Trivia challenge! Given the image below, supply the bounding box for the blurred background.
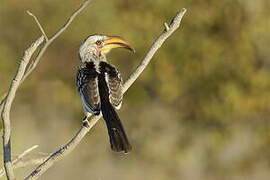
[1,0,270,179]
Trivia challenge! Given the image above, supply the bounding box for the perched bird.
[76,34,134,153]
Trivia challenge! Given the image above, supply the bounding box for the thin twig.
[123,8,187,92]
[0,145,39,177]
[27,11,49,41]
[1,36,44,180]
[24,8,187,180]
[0,0,93,111]
[12,145,39,165]
[22,0,92,82]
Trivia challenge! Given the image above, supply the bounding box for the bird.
[76,34,134,153]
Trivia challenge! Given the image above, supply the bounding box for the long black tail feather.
[98,72,132,153]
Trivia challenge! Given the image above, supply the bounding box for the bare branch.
[24,117,100,180]
[0,0,92,118]
[1,36,44,180]
[27,11,49,41]
[0,157,48,178]
[22,0,93,82]
[12,145,39,165]
[0,145,40,177]
[0,94,7,115]
[1,1,92,179]
[123,8,187,92]
[25,8,187,180]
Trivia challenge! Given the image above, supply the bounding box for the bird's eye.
[96,40,102,46]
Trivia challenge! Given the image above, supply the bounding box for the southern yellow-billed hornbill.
[76,34,134,153]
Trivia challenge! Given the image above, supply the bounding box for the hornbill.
[76,34,134,153]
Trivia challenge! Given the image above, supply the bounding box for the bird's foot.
[82,116,90,128]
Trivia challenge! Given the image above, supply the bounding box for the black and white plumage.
[76,62,100,115]
[76,34,134,153]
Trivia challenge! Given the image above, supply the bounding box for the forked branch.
[0,145,47,178]
[1,36,44,180]
[25,8,187,180]
[1,0,92,179]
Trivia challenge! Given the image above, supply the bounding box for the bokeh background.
[1,0,270,179]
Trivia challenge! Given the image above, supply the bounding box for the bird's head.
[79,34,134,63]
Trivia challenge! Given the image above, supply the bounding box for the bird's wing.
[106,70,123,109]
[100,62,123,109]
[76,63,100,114]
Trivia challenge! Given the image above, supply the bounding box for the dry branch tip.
[27,10,49,41]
